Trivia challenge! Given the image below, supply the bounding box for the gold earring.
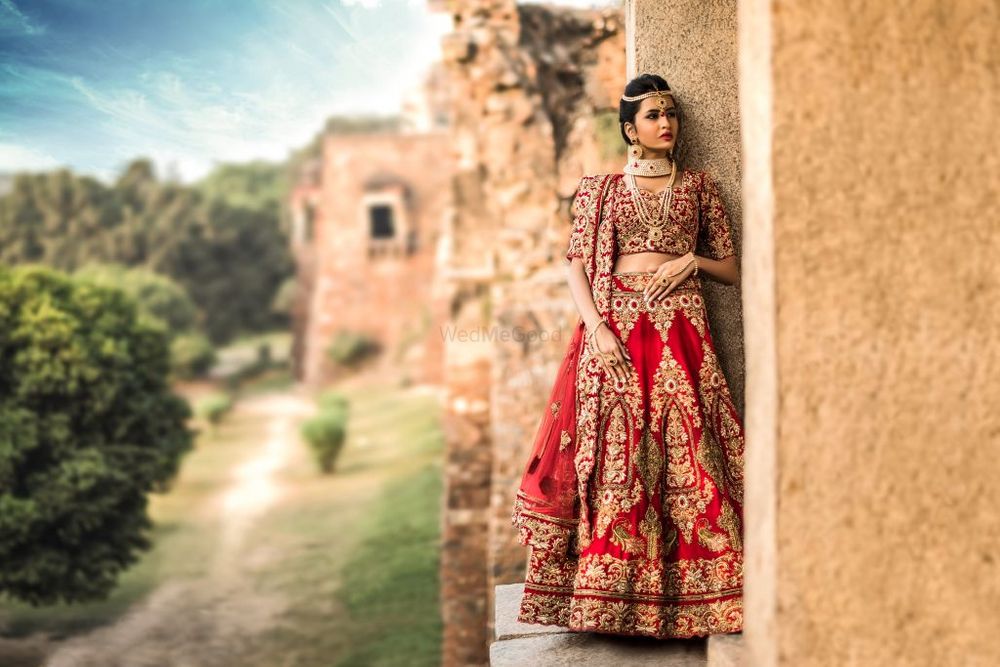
[629,137,643,161]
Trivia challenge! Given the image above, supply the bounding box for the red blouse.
[565,170,736,263]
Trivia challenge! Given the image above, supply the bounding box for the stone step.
[492,583,745,666]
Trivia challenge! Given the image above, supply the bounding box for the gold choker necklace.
[624,156,672,177]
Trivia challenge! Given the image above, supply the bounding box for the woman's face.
[625,94,678,158]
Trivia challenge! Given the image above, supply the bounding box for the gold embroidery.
[696,428,728,495]
[519,463,744,637]
[665,480,715,545]
[530,210,746,639]
[718,498,743,553]
[573,550,742,598]
[567,594,741,638]
[575,336,645,551]
[638,503,662,560]
[550,400,561,416]
[610,518,645,554]
[698,341,746,503]
[648,341,717,544]
[613,171,701,258]
[594,476,644,542]
[634,425,663,498]
[559,429,571,451]
[664,400,696,489]
[597,400,631,488]
[697,171,737,260]
[716,392,745,501]
[650,347,702,433]
[609,292,643,344]
[510,492,577,553]
[610,272,707,346]
[696,517,730,552]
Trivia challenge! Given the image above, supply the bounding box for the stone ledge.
[707,632,745,667]
[492,583,712,666]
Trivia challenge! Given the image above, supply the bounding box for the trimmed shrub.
[0,265,194,605]
[170,332,217,379]
[302,391,351,474]
[325,331,380,369]
[195,392,233,426]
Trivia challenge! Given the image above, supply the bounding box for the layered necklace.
[623,157,676,246]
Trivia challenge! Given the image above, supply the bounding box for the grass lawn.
[240,376,445,667]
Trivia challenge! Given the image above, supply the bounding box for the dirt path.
[41,391,315,667]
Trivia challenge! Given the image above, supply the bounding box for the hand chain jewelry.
[588,320,622,367]
[586,319,608,351]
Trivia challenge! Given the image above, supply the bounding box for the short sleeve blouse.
[564,171,736,263]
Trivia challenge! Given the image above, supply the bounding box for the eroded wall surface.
[748,0,999,664]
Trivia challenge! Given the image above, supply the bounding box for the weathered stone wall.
[738,0,1000,665]
[627,0,745,415]
[436,1,625,664]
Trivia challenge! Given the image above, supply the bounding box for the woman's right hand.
[589,321,632,383]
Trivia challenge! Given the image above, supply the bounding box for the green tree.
[0,266,195,606]
[74,263,200,337]
[195,160,286,216]
[0,159,295,345]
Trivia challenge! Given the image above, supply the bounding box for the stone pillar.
[738,1,1000,665]
[626,0,745,414]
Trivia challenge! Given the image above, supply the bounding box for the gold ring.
[608,357,618,365]
[658,278,668,286]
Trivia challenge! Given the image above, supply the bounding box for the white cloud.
[8,1,454,183]
[0,142,62,171]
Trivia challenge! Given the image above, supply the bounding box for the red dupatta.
[511,173,620,556]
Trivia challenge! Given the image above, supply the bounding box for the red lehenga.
[510,170,745,638]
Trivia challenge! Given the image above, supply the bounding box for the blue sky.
[0,0,617,184]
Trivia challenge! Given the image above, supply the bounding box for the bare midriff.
[613,251,683,273]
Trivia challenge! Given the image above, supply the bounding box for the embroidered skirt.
[516,270,746,638]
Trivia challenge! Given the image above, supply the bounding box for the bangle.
[692,257,699,276]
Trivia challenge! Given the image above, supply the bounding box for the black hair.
[618,73,681,147]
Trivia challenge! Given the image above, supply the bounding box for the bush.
[0,265,194,606]
[302,394,351,474]
[318,390,349,415]
[326,331,380,369]
[195,392,234,426]
[170,332,217,379]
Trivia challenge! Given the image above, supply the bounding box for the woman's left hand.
[643,253,695,305]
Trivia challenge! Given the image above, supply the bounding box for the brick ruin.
[434,1,625,664]
[289,86,454,389]
[289,2,625,663]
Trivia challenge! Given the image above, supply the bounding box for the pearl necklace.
[625,168,677,247]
